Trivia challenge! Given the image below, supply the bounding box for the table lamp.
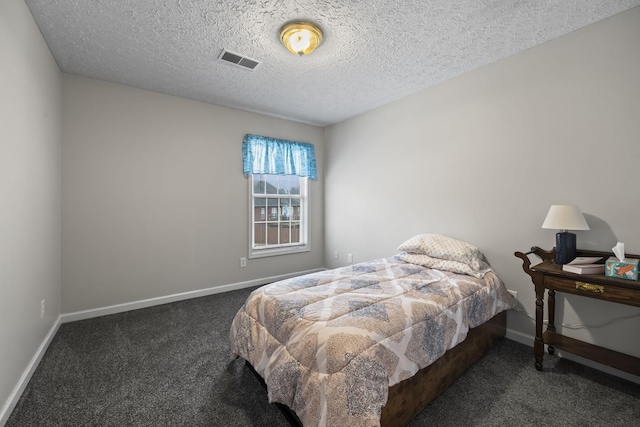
[541,205,590,264]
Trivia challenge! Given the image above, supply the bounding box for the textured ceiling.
[25,0,640,126]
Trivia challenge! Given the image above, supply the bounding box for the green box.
[605,257,639,281]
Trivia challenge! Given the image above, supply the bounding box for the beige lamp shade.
[541,205,590,231]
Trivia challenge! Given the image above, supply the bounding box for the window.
[250,174,309,258]
[242,134,316,258]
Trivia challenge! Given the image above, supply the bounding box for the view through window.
[250,174,308,257]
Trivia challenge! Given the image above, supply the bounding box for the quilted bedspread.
[230,257,513,427]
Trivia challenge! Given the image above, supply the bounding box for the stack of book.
[562,256,605,274]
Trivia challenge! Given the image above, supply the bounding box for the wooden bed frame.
[247,310,507,427]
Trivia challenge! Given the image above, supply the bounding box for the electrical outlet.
[240,257,247,268]
[334,251,339,260]
[347,254,353,263]
[40,300,45,319]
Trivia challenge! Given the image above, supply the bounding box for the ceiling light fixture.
[279,22,323,56]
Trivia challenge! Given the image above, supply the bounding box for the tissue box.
[605,257,639,281]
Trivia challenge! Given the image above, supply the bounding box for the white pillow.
[397,234,491,277]
[397,253,491,278]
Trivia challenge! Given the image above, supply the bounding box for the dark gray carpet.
[7,286,640,426]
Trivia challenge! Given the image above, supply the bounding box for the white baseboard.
[0,317,61,426]
[505,327,640,385]
[505,327,533,346]
[61,268,325,323]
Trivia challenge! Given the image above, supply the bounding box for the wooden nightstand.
[515,247,640,376]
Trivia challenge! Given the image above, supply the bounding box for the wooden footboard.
[380,310,507,426]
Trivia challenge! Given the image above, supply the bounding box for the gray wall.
[324,8,640,364]
[0,0,62,418]
[62,75,324,313]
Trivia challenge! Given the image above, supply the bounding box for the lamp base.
[555,231,577,264]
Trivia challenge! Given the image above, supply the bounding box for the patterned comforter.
[230,257,513,427]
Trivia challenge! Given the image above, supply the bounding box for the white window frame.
[248,174,310,259]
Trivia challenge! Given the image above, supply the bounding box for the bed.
[230,235,514,426]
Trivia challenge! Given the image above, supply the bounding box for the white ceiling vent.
[218,49,261,70]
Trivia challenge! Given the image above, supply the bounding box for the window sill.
[249,245,310,259]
